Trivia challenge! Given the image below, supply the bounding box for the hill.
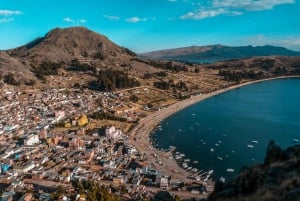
[141,45,300,63]
[2,27,161,86]
[208,141,300,201]
[7,26,135,67]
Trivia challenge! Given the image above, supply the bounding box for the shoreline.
[129,76,300,190]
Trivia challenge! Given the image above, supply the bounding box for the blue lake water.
[151,78,300,180]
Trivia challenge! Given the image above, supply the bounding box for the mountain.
[2,27,160,85]
[141,45,300,63]
[7,26,134,66]
[208,141,300,201]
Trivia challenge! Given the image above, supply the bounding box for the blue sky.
[1,0,300,53]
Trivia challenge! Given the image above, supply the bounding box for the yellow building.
[78,115,88,127]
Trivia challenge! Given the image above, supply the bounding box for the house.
[160,175,170,190]
[105,126,122,139]
[14,162,35,174]
[24,134,39,146]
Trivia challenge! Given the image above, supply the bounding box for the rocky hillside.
[7,27,131,65]
[208,141,300,201]
[1,27,161,85]
[0,51,36,85]
[141,45,300,63]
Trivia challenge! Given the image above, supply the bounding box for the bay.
[152,78,300,180]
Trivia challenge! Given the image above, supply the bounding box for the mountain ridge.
[141,44,300,63]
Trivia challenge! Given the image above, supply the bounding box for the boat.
[247,144,254,148]
[214,143,219,147]
[182,163,188,168]
[219,177,226,183]
[193,160,198,164]
[192,168,198,172]
[251,140,258,144]
[217,157,223,161]
[293,139,299,143]
[208,170,214,175]
[226,168,235,172]
[210,148,214,152]
[175,155,182,160]
[184,159,191,163]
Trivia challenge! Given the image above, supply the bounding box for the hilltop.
[141,45,300,63]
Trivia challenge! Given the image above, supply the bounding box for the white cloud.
[180,0,294,20]
[126,17,148,23]
[63,17,74,23]
[180,8,242,20]
[103,15,120,20]
[79,19,87,23]
[213,0,295,11]
[0,10,23,16]
[0,17,15,23]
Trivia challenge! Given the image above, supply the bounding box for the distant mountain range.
[141,45,300,63]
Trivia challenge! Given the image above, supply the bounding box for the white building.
[105,126,122,139]
[160,176,169,190]
[24,134,39,146]
[14,162,35,174]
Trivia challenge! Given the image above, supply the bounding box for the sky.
[1,0,300,53]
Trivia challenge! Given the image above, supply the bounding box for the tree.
[4,73,20,85]
[130,94,139,103]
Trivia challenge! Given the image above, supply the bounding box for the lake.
[151,78,300,180]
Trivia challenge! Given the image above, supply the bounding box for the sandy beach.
[128,76,300,189]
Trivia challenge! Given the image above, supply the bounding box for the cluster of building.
[0,87,202,201]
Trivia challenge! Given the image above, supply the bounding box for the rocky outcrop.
[208,141,300,201]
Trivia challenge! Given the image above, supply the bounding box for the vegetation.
[31,61,61,80]
[49,180,120,201]
[219,70,265,82]
[122,47,137,56]
[3,73,20,85]
[24,79,36,86]
[89,69,140,91]
[132,58,189,72]
[143,71,169,79]
[66,59,95,72]
[90,111,127,122]
[154,80,188,91]
[129,94,139,103]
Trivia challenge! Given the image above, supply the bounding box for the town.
[0,86,213,201]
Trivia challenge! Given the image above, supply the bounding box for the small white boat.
[226,168,235,172]
[210,148,214,152]
[247,144,254,148]
[293,139,299,143]
[217,157,223,161]
[251,140,258,144]
[193,160,198,164]
[219,177,226,183]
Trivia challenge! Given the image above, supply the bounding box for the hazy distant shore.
[129,75,300,186]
